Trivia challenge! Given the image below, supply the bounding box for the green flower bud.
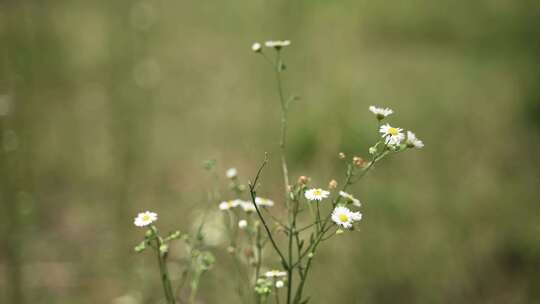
[134,241,146,253]
[159,244,169,255]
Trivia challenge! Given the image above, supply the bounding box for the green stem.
[154,235,175,304]
[248,156,288,268]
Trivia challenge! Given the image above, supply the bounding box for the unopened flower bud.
[145,229,153,238]
[328,179,338,189]
[353,156,365,167]
[307,252,314,259]
[238,219,248,229]
[276,280,285,288]
[244,248,254,258]
[252,42,262,53]
[159,244,169,254]
[226,167,238,179]
[336,229,344,235]
[369,146,377,155]
[338,152,346,159]
[297,175,310,185]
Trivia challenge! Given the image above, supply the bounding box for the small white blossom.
[265,40,291,49]
[219,199,241,210]
[240,201,257,213]
[406,131,424,149]
[369,106,393,120]
[339,191,361,207]
[379,124,405,146]
[134,211,158,227]
[331,206,362,229]
[265,270,287,278]
[238,219,248,229]
[304,188,330,201]
[226,167,238,179]
[255,197,274,207]
[275,280,284,288]
[252,42,262,52]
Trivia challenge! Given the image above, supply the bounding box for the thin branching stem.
[248,154,289,269]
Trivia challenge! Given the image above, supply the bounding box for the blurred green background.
[1,0,540,303]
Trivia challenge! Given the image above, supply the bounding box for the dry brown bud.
[328,179,338,189]
[297,175,310,185]
[244,248,254,258]
[353,156,365,167]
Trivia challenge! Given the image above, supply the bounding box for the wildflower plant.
[133,39,423,304]
[227,39,424,304]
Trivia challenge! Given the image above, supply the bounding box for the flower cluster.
[370,105,424,149]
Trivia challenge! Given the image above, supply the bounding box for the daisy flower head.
[252,42,262,53]
[406,131,424,149]
[275,280,285,288]
[134,211,158,227]
[265,270,287,278]
[265,40,291,50]
[304,188,330,201]
[331,206,362,229]
[369,106,393,120]
[379,123,405,146]
[240,201,257,213]
[339,191,361,207]
[226,167,238,179]
[255,197,274,207]
[219,199,241,211]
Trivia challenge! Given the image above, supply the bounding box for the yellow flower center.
[338,214,349,223]
[142,214,151,221]
[388,127,398,136]
[313,189,321,196]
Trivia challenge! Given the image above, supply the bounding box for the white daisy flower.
[339,191,361,207]
[369,106,393,120]
[219,199,241,211]
[238,219,248,229]
[331,206,362,229]
[252,42,262,52]
[379,124,405,146]
[350,211,362,221]
[275,280,285,288]
[406,131,424,149]
[265,40,291,49]
[304,188,330,201]
[240,201,257,213]
[134,211,158,227]
[265,270,287,278]
[226,167,238,179]
[255,197,274,207]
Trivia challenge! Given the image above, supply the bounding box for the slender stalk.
[275,50,290,201]
[273,48,295,304]
[275,286,281,304]
[248,155,288,269]
[155,236,175,304]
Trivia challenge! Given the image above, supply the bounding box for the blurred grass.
[1,0,540,303]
